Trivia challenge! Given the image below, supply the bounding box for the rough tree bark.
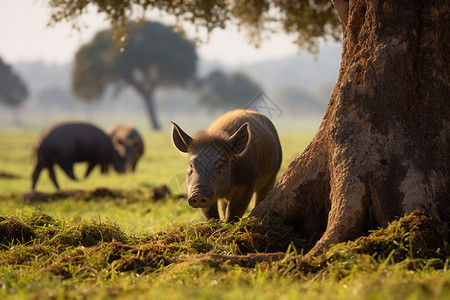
[251,0,449,256]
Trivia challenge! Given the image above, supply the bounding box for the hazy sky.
[0,0,304,66]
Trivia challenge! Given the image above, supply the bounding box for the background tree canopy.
[199,70,262,111]
[48,0,341,53]
[0,58,28,108]
[72,21,198,129]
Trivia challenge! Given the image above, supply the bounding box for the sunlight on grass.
[1,129,448,300]
[0,210,448,299]
[0,130,314,231]
[0,130,313,194]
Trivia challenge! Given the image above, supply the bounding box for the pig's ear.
[124,137,139,146]
[228,123,249,154]
[171,121,192,153]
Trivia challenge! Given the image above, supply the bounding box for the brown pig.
[107,124,144,172]
[32,121,126,191]
[172,109,282,221]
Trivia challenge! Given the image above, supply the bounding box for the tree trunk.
[142,90,161,130]
[251,0,449,256]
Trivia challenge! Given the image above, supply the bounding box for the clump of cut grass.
[285,210,450,276]
[40,240,169,278]
[1,209,448,285]
[324,210,449,261]
[0,243,54,265]
[51,221,131,247]
[352,210,449,260]
[0,210,307,276]
[0,216,37,248]
[19,210,60,228]
[1,211,132,249]
[106,242,167,272]
[76,215,304,274]
[152,216,308,255]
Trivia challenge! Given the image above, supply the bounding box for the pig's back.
[37,121,113,162]
[207,109,282,186]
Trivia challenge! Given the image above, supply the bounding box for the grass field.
[0,129,449,299]
[0,130,310,233]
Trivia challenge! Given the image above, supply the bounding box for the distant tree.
[199,70,261,111]
[0,58,28,109]
[72,21,198,129]
[36,86,81,111]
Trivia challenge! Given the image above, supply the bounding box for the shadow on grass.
[0,171,22,179]
[21,185,173,203]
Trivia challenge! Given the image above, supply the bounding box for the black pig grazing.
[107,124,144,172]
[172,109,282,222]
[31,121,125,190]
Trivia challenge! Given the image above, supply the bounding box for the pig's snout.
[188,192,212,208]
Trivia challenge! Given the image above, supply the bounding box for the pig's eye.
[187,162,194,175]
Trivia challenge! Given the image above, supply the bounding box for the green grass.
[0,130,309,194]
[0,129,448,299]
[0,130,191,193]
[0,130,311,234]
[0,210,448,299]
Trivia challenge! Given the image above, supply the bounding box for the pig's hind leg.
[59,162,77,181]
[32,151,59,190]
[47,164,60,189]
[84,161,98,177]
[31,161,45,191]
[51,152,77,182]
[131,158,139,172]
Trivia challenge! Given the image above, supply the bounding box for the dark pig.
[107,124,144,172]
[172,109,282,221]
[32,121,125,190]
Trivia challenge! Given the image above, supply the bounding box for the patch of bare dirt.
[106,242,168,272]
[145,184,171,200]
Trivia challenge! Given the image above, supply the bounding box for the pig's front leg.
[201,201,220,220]
[225,185,255,222]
